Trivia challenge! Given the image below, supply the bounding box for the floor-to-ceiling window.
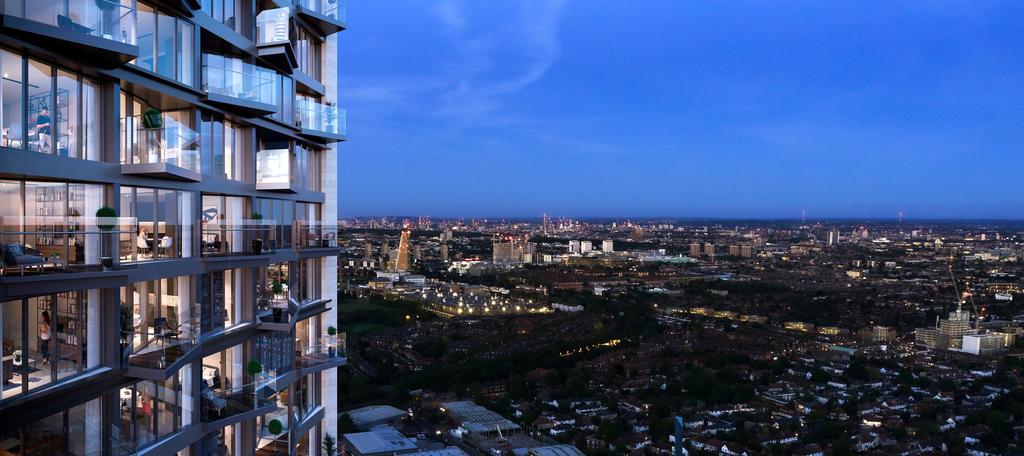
[0,180,107,271]
[0,48,101,159]
[134,3,195,86]
[199,113,246,181]
[200,269,243,335]
[200,194,246,256]
[0,398,104,455]
[120,186,194,261]
[1,290,101,402]
[119,368,190,450]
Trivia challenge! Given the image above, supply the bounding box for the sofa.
[1,243,45,275]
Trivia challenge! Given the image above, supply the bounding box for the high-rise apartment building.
[703,243,715,257]
[0,1,346,454]
[602,239,613,253]
[580,240,592,253]
[688,243,701,258]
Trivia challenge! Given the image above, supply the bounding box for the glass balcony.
[256,7,290,45]
[0,216,137,276]
[202,54,278,114]
[294,0,345,35]
[296,99,345,140]
[121,115,201,180]
[2,0,137,44]
[122,320,198,372]
[201,380,276,423]
[201,219,280,257]
[295,221,338,248]
[297,0,345,23]
[296,335,346,372]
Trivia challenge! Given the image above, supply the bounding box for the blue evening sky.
[339,1,1024,219]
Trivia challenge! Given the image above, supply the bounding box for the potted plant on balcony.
[251,212,264,254]
[267,418,283,436]
[323,434,338,456]
[326,325,338,356]
[96,206,117,269]
[141,107,163,129]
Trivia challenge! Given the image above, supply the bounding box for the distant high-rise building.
[493,238,537,263]
[703,243,716,257]
[542,213,550,235]
[413,245,423,261]
[827,229,840,246]
[390,226,412,271]
[580,241,593,253]
[569,240,581,254]
[740,245,753,258]
[602,239,614,252]
[689,243,701,258]
[441,243,450,262]
[364,242,374,262]
[729,245,741,256]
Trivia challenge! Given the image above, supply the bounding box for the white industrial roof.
[347,405,407,429]
[343,426,418,455]
[528,445,586,456]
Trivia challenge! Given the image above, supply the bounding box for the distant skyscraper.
[364,242,374,262]
[827,229,840,246]
[569,240,581,253]
[413,245,423,261]
[740,245,753,258]
[602,239,614,252]
[580,241,593,253]
[390,226,412,271]
[542,213,550,235]
[441,243,450,262]
[729,245,741,256]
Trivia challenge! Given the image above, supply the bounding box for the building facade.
[0,0,345,454]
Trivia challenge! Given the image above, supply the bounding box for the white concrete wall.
[320,25,341,448]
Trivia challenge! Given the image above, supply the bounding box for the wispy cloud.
[434,0,567,122]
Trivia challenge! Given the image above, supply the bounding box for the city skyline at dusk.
[340,1,1024,219]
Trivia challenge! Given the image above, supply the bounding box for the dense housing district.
[335,218,1024,456]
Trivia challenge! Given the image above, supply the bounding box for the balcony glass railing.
[297,0,344,23]
[202,381,276,422]
[296,336,346,370]
[122,321,198,370]
[296,99,345,137]
[0,216,137,275]
[201,219,284,256]
[202,54,278,106]
[295,221,337,248]
[255,148,290,185]
[122,115,200,172]
[2,0,138,45]
[256,7,290,45]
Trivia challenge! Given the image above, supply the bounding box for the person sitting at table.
[137,227,152,256]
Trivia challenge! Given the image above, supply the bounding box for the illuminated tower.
[390,225,412,271]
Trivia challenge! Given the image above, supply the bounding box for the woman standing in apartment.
[39,311,51,364]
